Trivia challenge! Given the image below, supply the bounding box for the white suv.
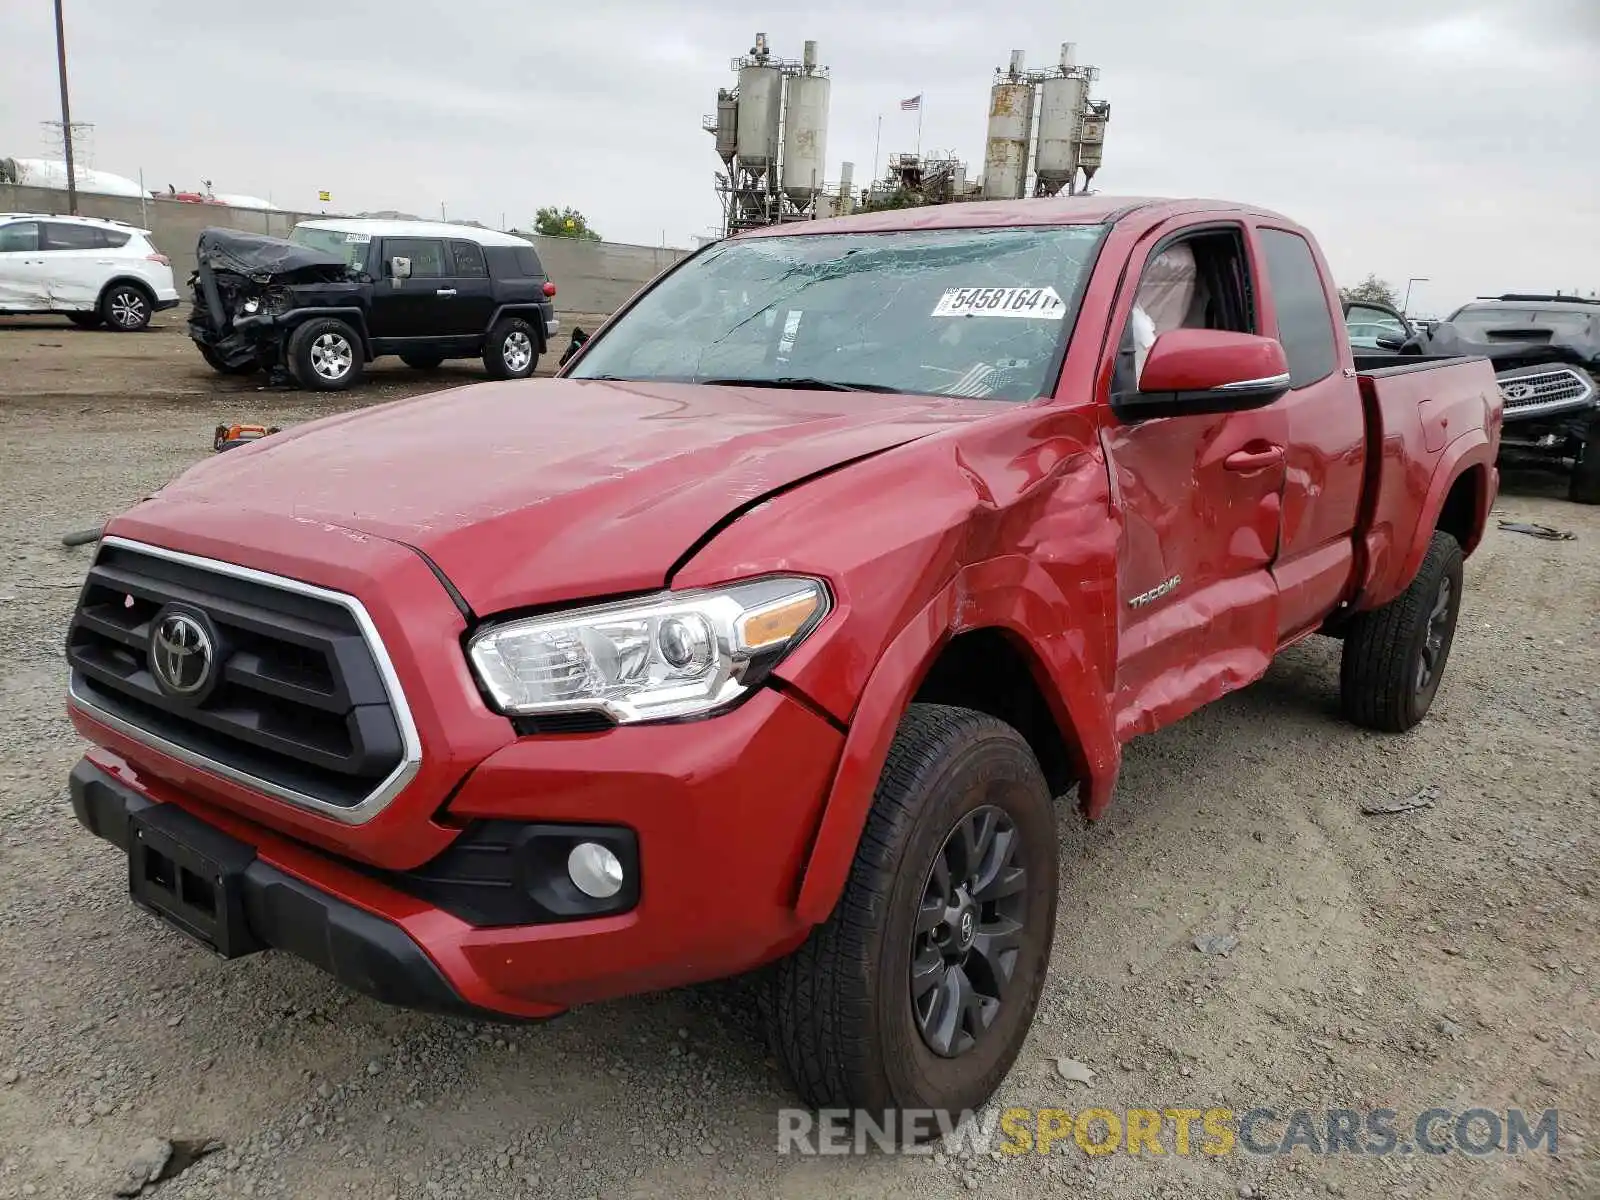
[0,213,180,331]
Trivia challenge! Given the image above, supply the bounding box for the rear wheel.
[1569,413,1600,505]
[764,704,1058,1125]
[483,317,538,380]
[286,318,364,391]
[1340,530,1464,732]
[100,283,153,332]
[400,352,445,371]
[67,312,104,329]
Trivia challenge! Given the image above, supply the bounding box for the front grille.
[67,539,417,818]
[1497,366,1596,417]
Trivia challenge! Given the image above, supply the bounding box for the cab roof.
[291,217,531,248]
[732,195,1300,239]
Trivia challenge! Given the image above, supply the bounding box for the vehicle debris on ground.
[1360,784,1441,816]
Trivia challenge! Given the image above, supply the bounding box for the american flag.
[900,94,922,111]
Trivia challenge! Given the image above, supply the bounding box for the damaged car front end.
[187,227,364,379]
[1421,296,1600,503]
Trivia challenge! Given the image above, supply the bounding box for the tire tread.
[763,704,1038,1110]
[1340,530,1461,732]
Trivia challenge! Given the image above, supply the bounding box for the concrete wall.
[0,184,688,318]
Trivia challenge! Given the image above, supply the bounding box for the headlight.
[466,576,830,724]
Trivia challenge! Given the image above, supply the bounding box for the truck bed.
[1351,355,1502,609]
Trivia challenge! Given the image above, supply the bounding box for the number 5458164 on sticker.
[931,286,1066,319]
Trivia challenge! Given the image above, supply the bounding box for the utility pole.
[1402,277,1429,317]
[53,0,78,214]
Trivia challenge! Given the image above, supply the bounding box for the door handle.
[1224,444,1286,472]
[435,288,457,297]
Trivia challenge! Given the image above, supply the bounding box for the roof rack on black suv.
[1475,293,1600,305]
[186,218,560,390]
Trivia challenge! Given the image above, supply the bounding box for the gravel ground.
[1,318,1596,1200]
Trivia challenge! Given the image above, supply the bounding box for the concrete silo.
[982,51,1034,201]
[1033,44,1086,197]
[780,41,830,211]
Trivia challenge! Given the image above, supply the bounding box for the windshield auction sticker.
[931,287,1067,319]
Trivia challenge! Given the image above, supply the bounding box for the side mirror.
[1113,329,1292,423]
[390,256,412,280]
[1375,334,1406,352]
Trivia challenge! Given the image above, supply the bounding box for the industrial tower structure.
[865,40,1111,210]
[982,43,1110,201]
[704,33,848,237]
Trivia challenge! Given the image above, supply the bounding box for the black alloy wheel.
[1415,573,1453,697]
[911,804,1029,1058]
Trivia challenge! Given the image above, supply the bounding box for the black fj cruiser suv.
[1344,293,1600,504]
[187,219,560,390]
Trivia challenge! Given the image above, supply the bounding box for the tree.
[858,187,926,213]
[533,206,601,241]
[1339,273,1399,309]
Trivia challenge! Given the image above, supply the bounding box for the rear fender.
[791,560,1119,926]
[487,304,550,351]
[96,275,158,306]
[1362,432,1494,610]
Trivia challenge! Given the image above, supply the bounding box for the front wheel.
[100,284,152,332]
[483,317,538,380]
[1569,413,1600,505]
[764,704,1058,1124]
[286,318,364,391]
[1340,530,1464,732]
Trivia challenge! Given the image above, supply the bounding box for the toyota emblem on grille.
[1500,382,1535,402]
[150,610,215,698]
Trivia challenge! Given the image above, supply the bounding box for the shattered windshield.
[567,224,1108,401]
[287,225,370,269]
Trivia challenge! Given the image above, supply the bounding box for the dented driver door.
[1099,220,1289,741]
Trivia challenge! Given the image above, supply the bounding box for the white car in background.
[0,214,179,331]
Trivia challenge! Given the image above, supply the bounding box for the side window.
[383,238,448,278]
[450,239,487,277]
[102,229,132,248]
[0,222,39,252]
[515,246,544,277]
[1345,302,1401,328]
[42,222,106,250]
[1259,229,1337,387]
[1115,227,1255,394]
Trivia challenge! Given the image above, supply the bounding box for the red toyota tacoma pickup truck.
[66,196,1502,1122]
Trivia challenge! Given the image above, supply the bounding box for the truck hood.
[195,226,353,281]
[152,378,1000,613]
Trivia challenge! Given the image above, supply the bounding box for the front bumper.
[1498,405,1598,460]
[69,684,844,1017]
[70,759,507,1020]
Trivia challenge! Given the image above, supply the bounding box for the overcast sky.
[3,0,1595,315]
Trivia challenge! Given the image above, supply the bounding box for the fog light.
[567,842,624,899]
